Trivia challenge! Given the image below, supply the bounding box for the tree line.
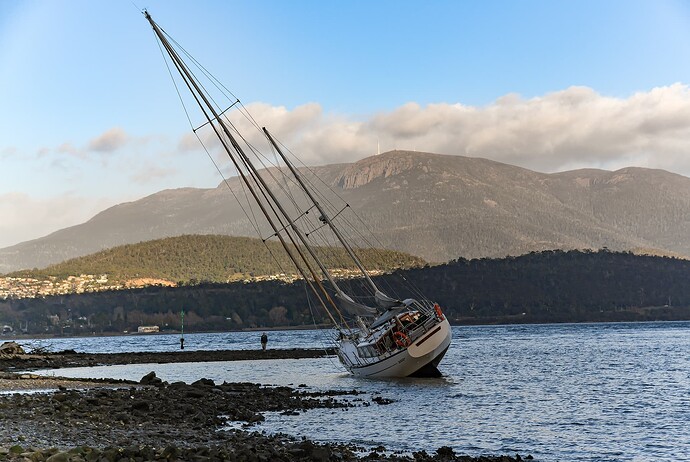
[1,250,690,335]
[7,234,425,284]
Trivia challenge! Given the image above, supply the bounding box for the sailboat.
[144,12,452,378]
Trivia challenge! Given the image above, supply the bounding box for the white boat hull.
[337,318,452,378]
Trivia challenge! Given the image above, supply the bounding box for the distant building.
[137,325,160,333]
[1,325,12,334]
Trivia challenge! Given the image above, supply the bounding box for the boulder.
[0,341,25,356]
[139,371,163,386]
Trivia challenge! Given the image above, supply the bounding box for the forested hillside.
[1,250,689,335]
[8,235,425,285]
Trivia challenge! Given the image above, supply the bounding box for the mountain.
[3,150,690,273]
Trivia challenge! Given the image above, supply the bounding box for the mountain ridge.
[3,150,690,273]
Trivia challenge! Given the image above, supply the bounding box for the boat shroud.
[144,11,452,378]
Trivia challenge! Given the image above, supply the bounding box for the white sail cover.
[335,293,377,316]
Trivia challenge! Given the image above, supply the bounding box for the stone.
[0,342,25,356]
[45,451,70,462]
[139,371,161,385]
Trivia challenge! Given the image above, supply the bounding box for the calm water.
[25,322,690,462]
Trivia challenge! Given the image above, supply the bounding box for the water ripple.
[29,321,690,462]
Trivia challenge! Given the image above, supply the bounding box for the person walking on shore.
[261,332,268,351]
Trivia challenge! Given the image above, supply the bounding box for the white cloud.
[88,127,128,153]
[196,83,690,177]
[7,83,690,249]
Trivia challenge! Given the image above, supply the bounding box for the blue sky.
[2,0,690,248]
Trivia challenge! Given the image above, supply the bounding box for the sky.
[2,0,690,248]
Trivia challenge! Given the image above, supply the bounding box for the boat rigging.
[144,10,452,377]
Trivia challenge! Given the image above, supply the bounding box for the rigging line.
[264,133,304,219]
[165,35,264,135]
[305,205,350,237]
[217,113,308,213]
[214,129,350,327]
[156,22,310,296]
[264,130,382,297]
[287,168,404,300]
[237,138,305,212]
[147,14,348,329]
[263,205,316,242]
[162,28,243,108]
[153,22,266,245]
[152,30,195,130]
[161,27,267,140]
[152,18,287,286]
[192,131,263,238]
[152,24,312,303]
[217,130,350,328]
[214,130,264,234]
[344,211,424,299]
[193,100,240,133]
[159,27,235,115]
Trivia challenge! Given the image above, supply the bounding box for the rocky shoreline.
[0,348,531,461]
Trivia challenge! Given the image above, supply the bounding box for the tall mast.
[144,11,350,328]
[263,127,391,301]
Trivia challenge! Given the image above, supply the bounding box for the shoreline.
[0,367,529,462]
[0,348,336,372]
[3,318,689,343]
[0,351,531,461]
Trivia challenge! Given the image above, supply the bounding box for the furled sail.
[335,293,378,316]
[375,290,401,309]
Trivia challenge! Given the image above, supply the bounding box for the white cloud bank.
[216,83,690,176]
[4,84,690,250]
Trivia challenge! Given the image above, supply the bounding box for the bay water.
[23,322,690,461]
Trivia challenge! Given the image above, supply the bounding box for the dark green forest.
[2,250,690,335]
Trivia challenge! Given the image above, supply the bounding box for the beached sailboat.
[144,12,451,378]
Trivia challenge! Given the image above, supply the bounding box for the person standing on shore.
[261,333,268,351]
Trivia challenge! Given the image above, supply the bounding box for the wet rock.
[0,376,526,462]
[191,378,215,387]
[372,396,395,405]
[435,445,456,460]
[131,400,150,411]
[139,371,162,386]
[45,451,70,462]
[0,342,25,356]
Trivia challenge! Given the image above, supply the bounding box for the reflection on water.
[30,322,690,462]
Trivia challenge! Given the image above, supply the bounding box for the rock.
[248,413,265,423]
[372,396,395,405]
[191,378,215,387]
[139,371,162,386]
[0,341,25,356]
[46,451,70,462]
[436,445,456,459]
[131,400,150,411]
